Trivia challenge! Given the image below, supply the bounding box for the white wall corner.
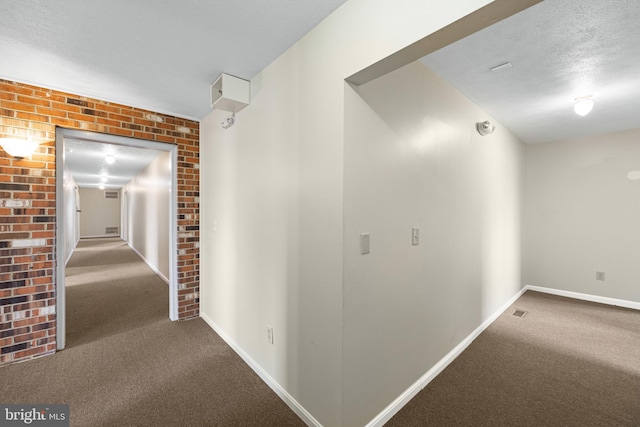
[366,284,640,427]
[199,313,323,427]
[523,285,640,311]
[364,286,528,427]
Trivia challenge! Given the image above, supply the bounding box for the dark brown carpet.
[0,238,304,427]
[388,291,640,427]
[5,240,638,426]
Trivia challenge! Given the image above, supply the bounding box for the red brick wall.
[0,79,200,364]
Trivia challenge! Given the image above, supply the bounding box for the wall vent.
[105,226,119,234]
[512,309,527,318]
[104,191,119,199]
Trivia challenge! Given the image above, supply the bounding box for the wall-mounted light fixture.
[221,112,235,129]
[574,96,594,116]
[0,137,40,159]
[476,120,495,136]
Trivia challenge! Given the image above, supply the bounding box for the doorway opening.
[55,128,179,350]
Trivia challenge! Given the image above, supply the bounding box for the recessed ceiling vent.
[104,191,119,199]
[490,62,512,72]
[512,309,527,318]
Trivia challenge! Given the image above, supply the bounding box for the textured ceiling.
[1,0,348,188]
[0,0,348,120]
[3,0,638,146]
[421,0,640,144]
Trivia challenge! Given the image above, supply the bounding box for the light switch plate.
[360,233,370,255]
[412,228,420,245]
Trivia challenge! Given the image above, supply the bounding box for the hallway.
[0,238,303,426]
[65,238,169,347]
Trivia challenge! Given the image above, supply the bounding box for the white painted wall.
[200,0,503,425]
[63,165,79,263]
[122,151,171,282]
[343,62,524,426]
[78,188,120,238]
[525,128,640,303]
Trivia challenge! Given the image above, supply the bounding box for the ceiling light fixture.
[105,155,116,164]
[99,184,105,190]
[100,177,107,183]
[574,96,594,116]
[0,138,40,159]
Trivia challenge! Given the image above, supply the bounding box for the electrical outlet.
[266,325,274,345]
[596,271,605,281]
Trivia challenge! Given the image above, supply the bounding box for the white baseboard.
[366,285,640,427]
[523,285,640,311]
[128,243,169,285]
[200,313,322,427]
[365,286,528,427]
[199,286,639,427]
[65,241,77,266]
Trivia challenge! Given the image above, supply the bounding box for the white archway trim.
[55,128,179,350]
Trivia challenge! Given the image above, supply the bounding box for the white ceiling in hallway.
[0,0,348,120]
[421,0,640,144]
[65,139,163,189]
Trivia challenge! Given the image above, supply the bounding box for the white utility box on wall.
[210,73,250,113]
